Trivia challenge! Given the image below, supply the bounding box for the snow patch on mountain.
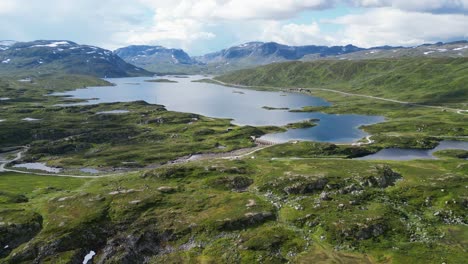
[31,41,71,48]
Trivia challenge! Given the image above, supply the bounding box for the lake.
[357,140,468,160]
[53,76,384,143]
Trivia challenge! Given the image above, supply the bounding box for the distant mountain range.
[194,42,364,64]
[115,40,468,74]
[1,39,467,76]
[0,40,151,77]
[322,40,468,61]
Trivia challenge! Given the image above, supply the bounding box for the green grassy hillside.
[216,58,468,105]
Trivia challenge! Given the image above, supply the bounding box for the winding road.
[0,144,275,178]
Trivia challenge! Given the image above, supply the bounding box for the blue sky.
[0,0,467,55]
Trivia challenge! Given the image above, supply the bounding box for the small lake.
[53,76,384,143]
[96,110,130,115]
[357,140,468,160]
[13,162,62,173]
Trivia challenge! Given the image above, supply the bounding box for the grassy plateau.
[0,57,467,263]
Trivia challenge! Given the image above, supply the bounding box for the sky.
[0,0,467,55]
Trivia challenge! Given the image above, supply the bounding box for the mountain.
[192,42,365,72]
[0,40,17,51]
[114,42,367,74]
[112,40,468,74]
[0,40,152,77]
[197,42,364,64]
[114,45,201,74]
[115,45,196,65]
[319,41,468,61]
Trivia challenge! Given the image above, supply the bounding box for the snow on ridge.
[453,45,468,51]
[31,41,71,48]
[0,40,16,46]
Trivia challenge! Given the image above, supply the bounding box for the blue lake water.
[53,76,384,143]
[357,140,468,160]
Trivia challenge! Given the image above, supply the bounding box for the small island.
[191,78,218,84]
[144,79,178,83]
[285,119,319,129]
[262,106,290,110]
[289,106,329,112]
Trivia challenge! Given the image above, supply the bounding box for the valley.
[0,40,467,263]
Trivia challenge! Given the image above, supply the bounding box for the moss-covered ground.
[0,72,467,263]
[1,156,466,263]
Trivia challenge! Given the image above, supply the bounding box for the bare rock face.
[96,230,174,264]
[220,212,275,231]
[355,223,386,240]
[283,177,329,195]
[209,175,254,191]
[0,212,43,259]
[359,165,402,188]
[319,191,333,201]
[333,220,387,244]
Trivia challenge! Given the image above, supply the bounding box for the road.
[0,145,275,178]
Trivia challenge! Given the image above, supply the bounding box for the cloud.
[349,0,468,14]
[0,0,466,54]
[0,0,150,48]
[116,0,339,52]
[0,0,18,14]
[258,21,333,46]
[332,7,468,47]
[139,0,335,21]
[113,17,216,51]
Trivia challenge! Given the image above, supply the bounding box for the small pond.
[13,162,62,173]
[357,140,468,160]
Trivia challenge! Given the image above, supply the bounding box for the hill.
[317,41,468,61]
[0,40,152,77]
[216,57,468,105]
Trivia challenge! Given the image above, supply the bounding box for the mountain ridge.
[0,40,152,77]
[114,40,468,74]
[1,39,467,76]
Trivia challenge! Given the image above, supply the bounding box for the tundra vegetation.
[0,57,467,263]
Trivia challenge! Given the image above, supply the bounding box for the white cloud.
[0,0,466,54]
[332,7,468,47]
[350,0,468,13]
[115,0,336,51]
[259,21,333,46]
[138,0,335,21]
[0,0,18,14]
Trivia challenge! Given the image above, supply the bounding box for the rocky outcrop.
[96,230,174,264]
[219,211,275,231]
[0,212,42,259]
[332,219,387,243]
[283,177,328,195]
[359,165,402,188]
[209,175,253,191]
